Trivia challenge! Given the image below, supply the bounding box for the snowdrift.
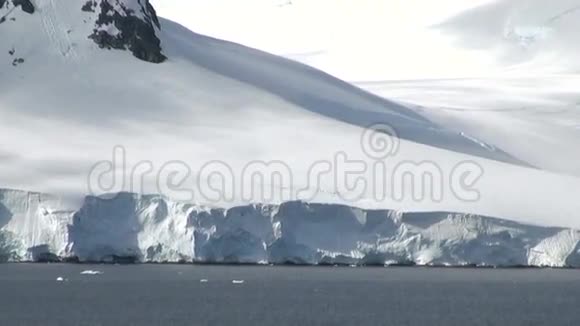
[2,188,580,267]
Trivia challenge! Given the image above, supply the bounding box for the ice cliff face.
[0,189,72,262]
[1,188,580,267]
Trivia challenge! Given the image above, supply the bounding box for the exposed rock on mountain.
[0,0,35,14]
[88,0,166,63]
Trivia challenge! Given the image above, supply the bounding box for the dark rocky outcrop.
[3,1,166,63]
[11,57,24,66]
[88,0,166,63]
[12,0,34,14]
[81,1,97,12]
[1,0,34,14]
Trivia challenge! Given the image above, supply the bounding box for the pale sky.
[150,0,499,80]
[151,0,495,53]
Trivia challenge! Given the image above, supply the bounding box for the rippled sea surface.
[0,264,579,326]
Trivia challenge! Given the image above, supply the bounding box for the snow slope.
[359,75,580,177]
[359,0,580,177]
[150,0,580,177]
[2,188,580,267]
[1,1,580,264]
[151,0,580,178]
[1,0,526,170]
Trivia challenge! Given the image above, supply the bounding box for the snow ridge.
[1,189,580,267]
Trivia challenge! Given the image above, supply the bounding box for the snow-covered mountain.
[1,1,580,265]
[151,0,580,177]
[2,0,165,63]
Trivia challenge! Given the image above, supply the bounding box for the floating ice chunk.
[200,279,208,283]
[56,277,65,282]
[80,270,103,275]
[232,280,245,284]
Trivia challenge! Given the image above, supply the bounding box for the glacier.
[2,188,580,267]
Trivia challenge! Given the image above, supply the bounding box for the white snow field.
[1,0,580,265]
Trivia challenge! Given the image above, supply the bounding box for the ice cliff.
[1,189,580,267]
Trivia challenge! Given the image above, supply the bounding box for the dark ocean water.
[0,264,579,326]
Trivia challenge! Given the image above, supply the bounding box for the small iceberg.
[80,270,103,275]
